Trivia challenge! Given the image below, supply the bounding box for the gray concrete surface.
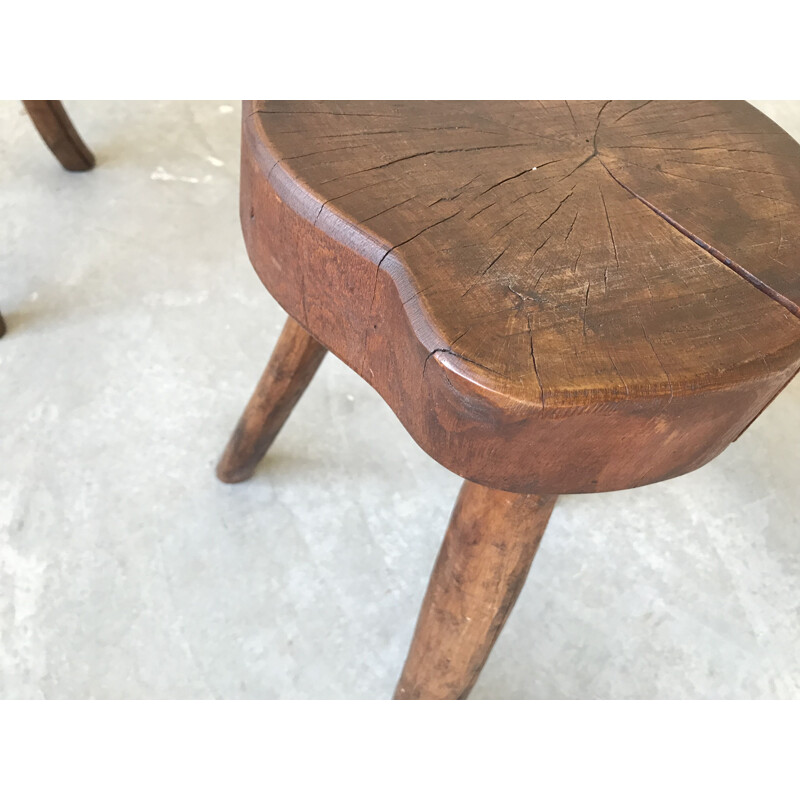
[0,101,798,699]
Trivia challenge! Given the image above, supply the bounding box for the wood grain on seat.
[240,101,800,494]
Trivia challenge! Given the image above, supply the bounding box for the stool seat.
[241,100,800,494]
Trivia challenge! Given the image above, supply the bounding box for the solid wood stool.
[218,101,800,699]
[0,101,94,338]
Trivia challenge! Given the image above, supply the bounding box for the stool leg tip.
[215,460,255,484]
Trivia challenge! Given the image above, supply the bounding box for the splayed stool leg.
[216,316,327,483]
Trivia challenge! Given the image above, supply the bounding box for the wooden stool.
[0,101,94,338]
[218,101,800,699]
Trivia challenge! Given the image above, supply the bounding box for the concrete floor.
[0,100,798,699]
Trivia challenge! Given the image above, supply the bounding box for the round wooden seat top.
[240,100,800,494]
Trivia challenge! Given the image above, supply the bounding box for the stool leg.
[394,481,557,699]
[23,101,95,172]
[216,316,327,483]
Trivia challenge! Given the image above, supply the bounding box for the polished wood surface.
[217,316,327,483]
[240,101,800,494]
[23,100,95,171]
[395,482,556,700]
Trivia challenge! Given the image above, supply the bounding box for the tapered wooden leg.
[395,481,557,700]
[23,101,95,172]
[216,316,327,483]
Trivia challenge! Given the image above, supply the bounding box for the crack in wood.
[477,169,531,197]
[481,248,508,276]
[599,159,800,320]
[257,109,398,118]
[526,313,545,407]
[640,321,674,404]
[477,160,562,198]
[613,100,652,125]
[581,281,591,336]
[663,159,783,178]
[423,348,506,378]
[283,143,370,161]
[607,352,631,397]
[535,190,575,231]
[468,201,497,220]
[564,210,580,242]
[313,176,394,225]
[565,101,577,131]
[359,196,417,224]
[598,187,618,292]
[377,209,463,266]
[612,159,800,209]
[490,212,526,239]
[429,174,482,206]
[593,101,611,150]
[527,234,553,277]
[318,142,545,186]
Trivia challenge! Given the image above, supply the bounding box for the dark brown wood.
[240,101,800,494]
[23,101,95,171]
[395,481,556,700]
[0,310,6,338]
[217,316,327,483]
